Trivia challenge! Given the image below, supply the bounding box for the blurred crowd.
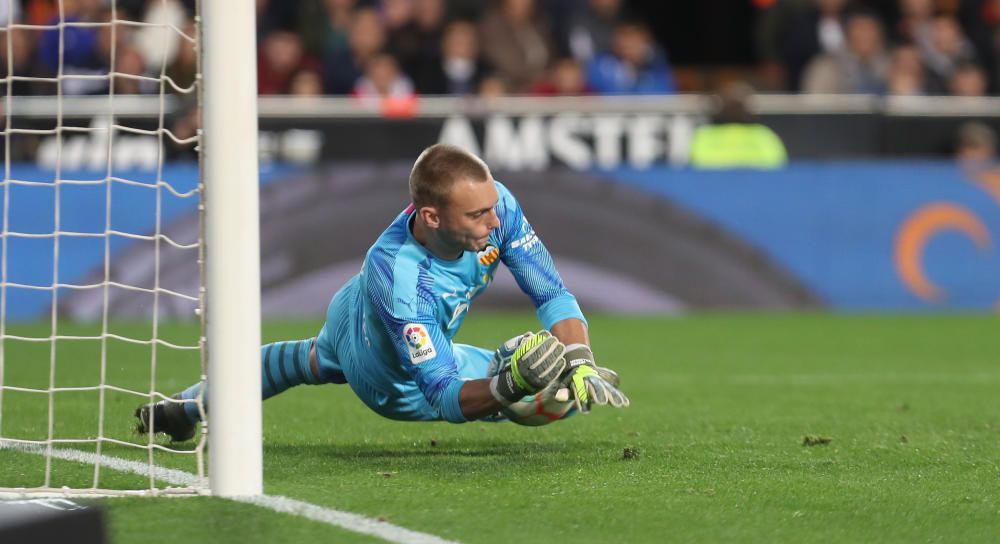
[757,0,1000,96]
[0,0,998,98]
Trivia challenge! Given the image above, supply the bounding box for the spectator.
[562,0,625,62]
[0,0,20,27]
[887,43,927,95]
[290,68,325,95]
[801,11,890,94]
[24,0,59,26]
[531,57,592,95]
[323,7,386,94]
[115,46,147,94]
[988,0,1000,94]
[478,73,507,99]
[134,0,187,74]
[755,0,851,91]
[412,0,446,46]
[258,31,319,95]
[447,0,490,21]
[0,10,35,96]
[257,0,300,39]
[353,53,415,99]
[413,19,493,95]
[382,0,417,63]
[949,62,988,96]
[922,14,979,94]
[954,121,997,163]
[167,19,199,93]
[689,81,788,169]
[891,0,935,53]
[298,0,358,58]
[955,120,1000,207]
[480,0,553,93]
[958,0,1000,94]
[586,19,676,95]
[37,0,110,94]
[168,103,199,160]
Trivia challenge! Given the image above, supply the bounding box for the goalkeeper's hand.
[489,331,566,405]
[558,344,629,413]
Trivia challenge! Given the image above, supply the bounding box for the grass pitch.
[2,313,999,543]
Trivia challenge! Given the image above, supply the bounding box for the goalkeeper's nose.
[486,209,500,230]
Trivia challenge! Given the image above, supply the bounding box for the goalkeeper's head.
[409,144,500,257]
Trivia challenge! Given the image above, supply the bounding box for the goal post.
[0,0,262,497]
[202,0,263,497]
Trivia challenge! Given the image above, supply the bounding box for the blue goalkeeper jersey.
[317,181,585,423]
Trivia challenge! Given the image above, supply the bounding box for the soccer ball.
[502,387,576,426]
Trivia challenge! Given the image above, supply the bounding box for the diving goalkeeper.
[137,144,628,441]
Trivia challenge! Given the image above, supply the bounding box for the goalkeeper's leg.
[136,337,324,441]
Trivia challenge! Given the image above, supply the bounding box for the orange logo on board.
[893,202,994,305]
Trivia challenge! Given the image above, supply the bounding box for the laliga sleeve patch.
[403,323,436,364]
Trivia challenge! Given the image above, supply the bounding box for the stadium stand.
[2,0,997,98]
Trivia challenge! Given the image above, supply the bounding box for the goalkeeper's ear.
[416,205,442,230]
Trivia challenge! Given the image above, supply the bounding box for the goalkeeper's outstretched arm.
[458,380,504,419]
[550,317,589,347]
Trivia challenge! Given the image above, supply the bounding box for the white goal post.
[0,0,262,497]
[202,0,262,497]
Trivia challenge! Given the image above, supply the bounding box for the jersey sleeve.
[494,181,587,330]
[364,249,467,423]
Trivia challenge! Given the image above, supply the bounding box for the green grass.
[3,313,1000,543]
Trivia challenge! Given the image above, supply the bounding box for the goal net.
[0,0,262,496]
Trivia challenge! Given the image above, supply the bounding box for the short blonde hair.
[409,144,491,209]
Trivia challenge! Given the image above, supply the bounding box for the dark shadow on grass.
[265,439,601,460]
[263,438,623,473]
[263,439,617,478]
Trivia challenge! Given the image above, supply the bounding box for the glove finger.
[585,377,609,405]
[504,331,532,354]
[594,365,620,388]
[521,337,566,387]
[570,375,590,414]
[573,390,590,414]
[526,337,565,376]
[522,335,556,368]
[530,336,566,373]
[598,378,629,408]
[607,385,629,408]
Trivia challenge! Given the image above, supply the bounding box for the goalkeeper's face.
[437,178,501,253]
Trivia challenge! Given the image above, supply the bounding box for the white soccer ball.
[502,387,576,426]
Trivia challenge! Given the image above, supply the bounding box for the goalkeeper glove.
[489,331,566,405]
[559,344,629,413]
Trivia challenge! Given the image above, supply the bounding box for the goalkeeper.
[138,144,628,441]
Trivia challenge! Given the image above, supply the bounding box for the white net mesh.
[0,0,207,495]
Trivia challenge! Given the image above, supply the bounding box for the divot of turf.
[802,435,832,446]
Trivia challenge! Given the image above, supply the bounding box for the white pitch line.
[0,440,459,544]
[0,440,203,489]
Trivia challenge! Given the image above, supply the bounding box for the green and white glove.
[559,344,629,413]
[489,331,567,405]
